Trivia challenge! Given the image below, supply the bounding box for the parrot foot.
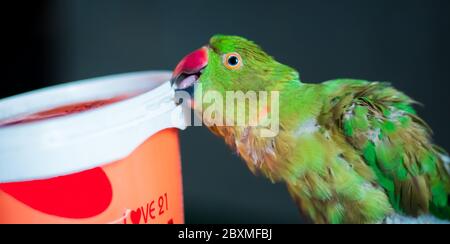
[440,154,450,174]
[382,213,450,224]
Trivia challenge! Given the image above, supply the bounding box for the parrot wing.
[319,79,450,219]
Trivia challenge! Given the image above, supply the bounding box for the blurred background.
[1,0,449,223]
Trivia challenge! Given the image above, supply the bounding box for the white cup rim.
[0,71,186,183]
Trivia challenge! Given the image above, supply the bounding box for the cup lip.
[0,71,187,183]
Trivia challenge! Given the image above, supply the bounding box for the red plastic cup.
[0,71,186,224]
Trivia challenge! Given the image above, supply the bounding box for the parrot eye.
[223,53,243,70]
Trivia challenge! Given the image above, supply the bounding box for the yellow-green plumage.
[317,80,449,222]
[184,35,450,223]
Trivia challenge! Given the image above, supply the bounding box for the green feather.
[421,152,437,175]
[431,182,448,207]
[393,103,416,115]
[343,119,354,137]
[381,120,396,134]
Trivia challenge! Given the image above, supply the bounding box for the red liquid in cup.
[0,96,129,127]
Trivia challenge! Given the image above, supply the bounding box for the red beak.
[171,46,208,89]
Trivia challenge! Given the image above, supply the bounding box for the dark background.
[1,0,449,223]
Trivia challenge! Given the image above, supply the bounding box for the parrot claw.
[382,213,450,224]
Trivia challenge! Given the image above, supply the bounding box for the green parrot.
[171,35,450,224]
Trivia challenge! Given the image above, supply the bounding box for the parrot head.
[171,35,298,100]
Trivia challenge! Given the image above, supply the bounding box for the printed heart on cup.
[130,208,142,224]
[0,167,112,218]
